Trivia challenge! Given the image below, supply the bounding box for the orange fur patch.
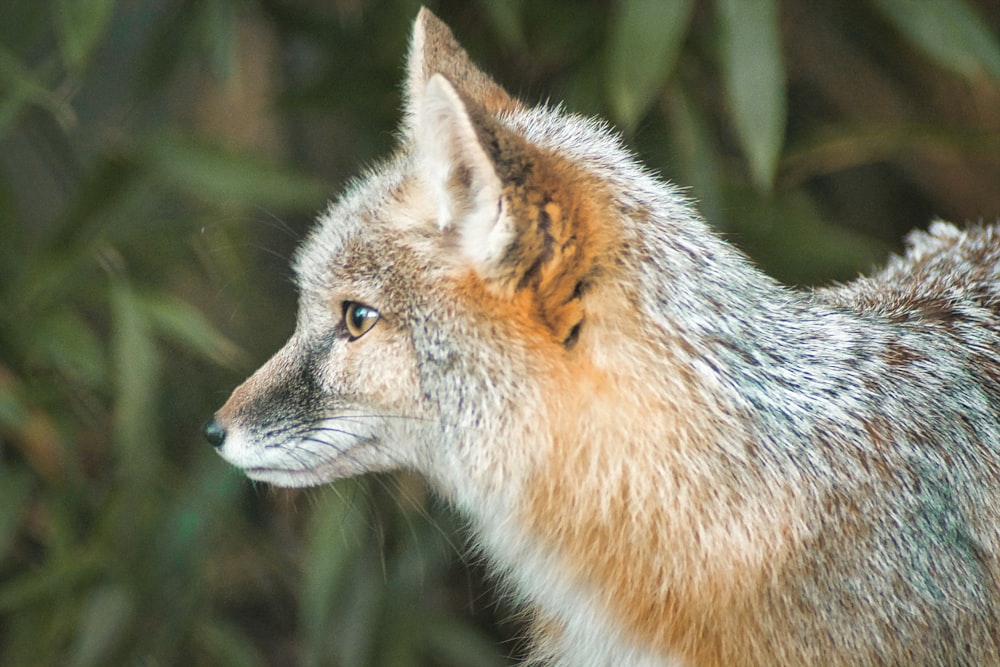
[493,143,616,346]
[522,346,788,666]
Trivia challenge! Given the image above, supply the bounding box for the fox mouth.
[243,466,333,488]
[238,435,383,487]
[243,461,354,487]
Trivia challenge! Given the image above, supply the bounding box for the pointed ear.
[414,74,513,271]
[412,62,604,348]
[405,7,517,128]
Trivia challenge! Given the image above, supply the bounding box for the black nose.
[203,418,227,448]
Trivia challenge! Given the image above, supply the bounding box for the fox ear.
[405,9,525,276]
[412,54,599,346]
[414,74,513,271]
[405,7,517,127]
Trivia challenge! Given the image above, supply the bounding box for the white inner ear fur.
[415,74,513,272]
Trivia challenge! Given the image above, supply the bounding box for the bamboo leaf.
[198,0,238,81]
[66,584,134,667]
[0,465,32,560]
[32,309,107,385]
[137,292,243,368]
[150,449,241,583]
[424,616,509,667]
[109,280,160,480]
[665,82,724,227]
[605,0,694,132]
[52,0,116,72]
[0,47,75,134]
[0,373,27,430]
[195,620,268,667]
[873,0,1000,81]
[0,550,103,612]
[480,0,526,50]
[300,484,367,667]
[717,0,786,191]
[146,133,328,210]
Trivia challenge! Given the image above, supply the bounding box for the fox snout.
[203,313,426,488]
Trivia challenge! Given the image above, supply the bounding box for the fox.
[205,8,1000,666]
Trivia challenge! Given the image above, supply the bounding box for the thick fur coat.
[208,9,1000,666]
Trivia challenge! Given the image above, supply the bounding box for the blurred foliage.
[0,0,998,665]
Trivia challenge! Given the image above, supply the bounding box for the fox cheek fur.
[207,7,1000,667]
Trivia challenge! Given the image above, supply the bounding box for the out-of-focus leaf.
[146,132,328,210]
[195,620,268,667]
[301,484,367,667]
[717,0,786,191]
[3,603,71,665]
[424,615,510,667]
[0,170,20,274]
[0,365,67,482]
[781,123,1000,185]
[49,156,146,251]
[728,187,886,284]
[605,0,694,133]
[0,47,75,134]
[664,82,724,228]
[109,280,159,480]
[0,465,32,560]
[0,549,102,612]
[154,448,241,572]
[137,292,243,368]
[328,546,385,667]
[52,0,116,72]
[32,309,107,385]
[873,0,1000,81]
[198,0,238,81]
[479,0,526,50]
[0,368,27,429]
[66,584,133,667]
[562,53,606,116]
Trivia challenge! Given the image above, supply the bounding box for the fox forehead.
[291,153,441,303]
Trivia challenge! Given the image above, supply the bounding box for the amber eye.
[343,301,380,339]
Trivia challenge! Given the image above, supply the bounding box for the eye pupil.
[344,301,379,339]
[350,305,368,328]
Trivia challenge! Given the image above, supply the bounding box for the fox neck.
[424,253,806,664]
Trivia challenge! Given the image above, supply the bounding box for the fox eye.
[343,301,380,339]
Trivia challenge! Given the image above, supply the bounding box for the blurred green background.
[1,0,998,665]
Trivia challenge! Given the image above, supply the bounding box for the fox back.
[207,9,1000,666]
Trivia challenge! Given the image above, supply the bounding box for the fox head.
[205,8,713,502]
